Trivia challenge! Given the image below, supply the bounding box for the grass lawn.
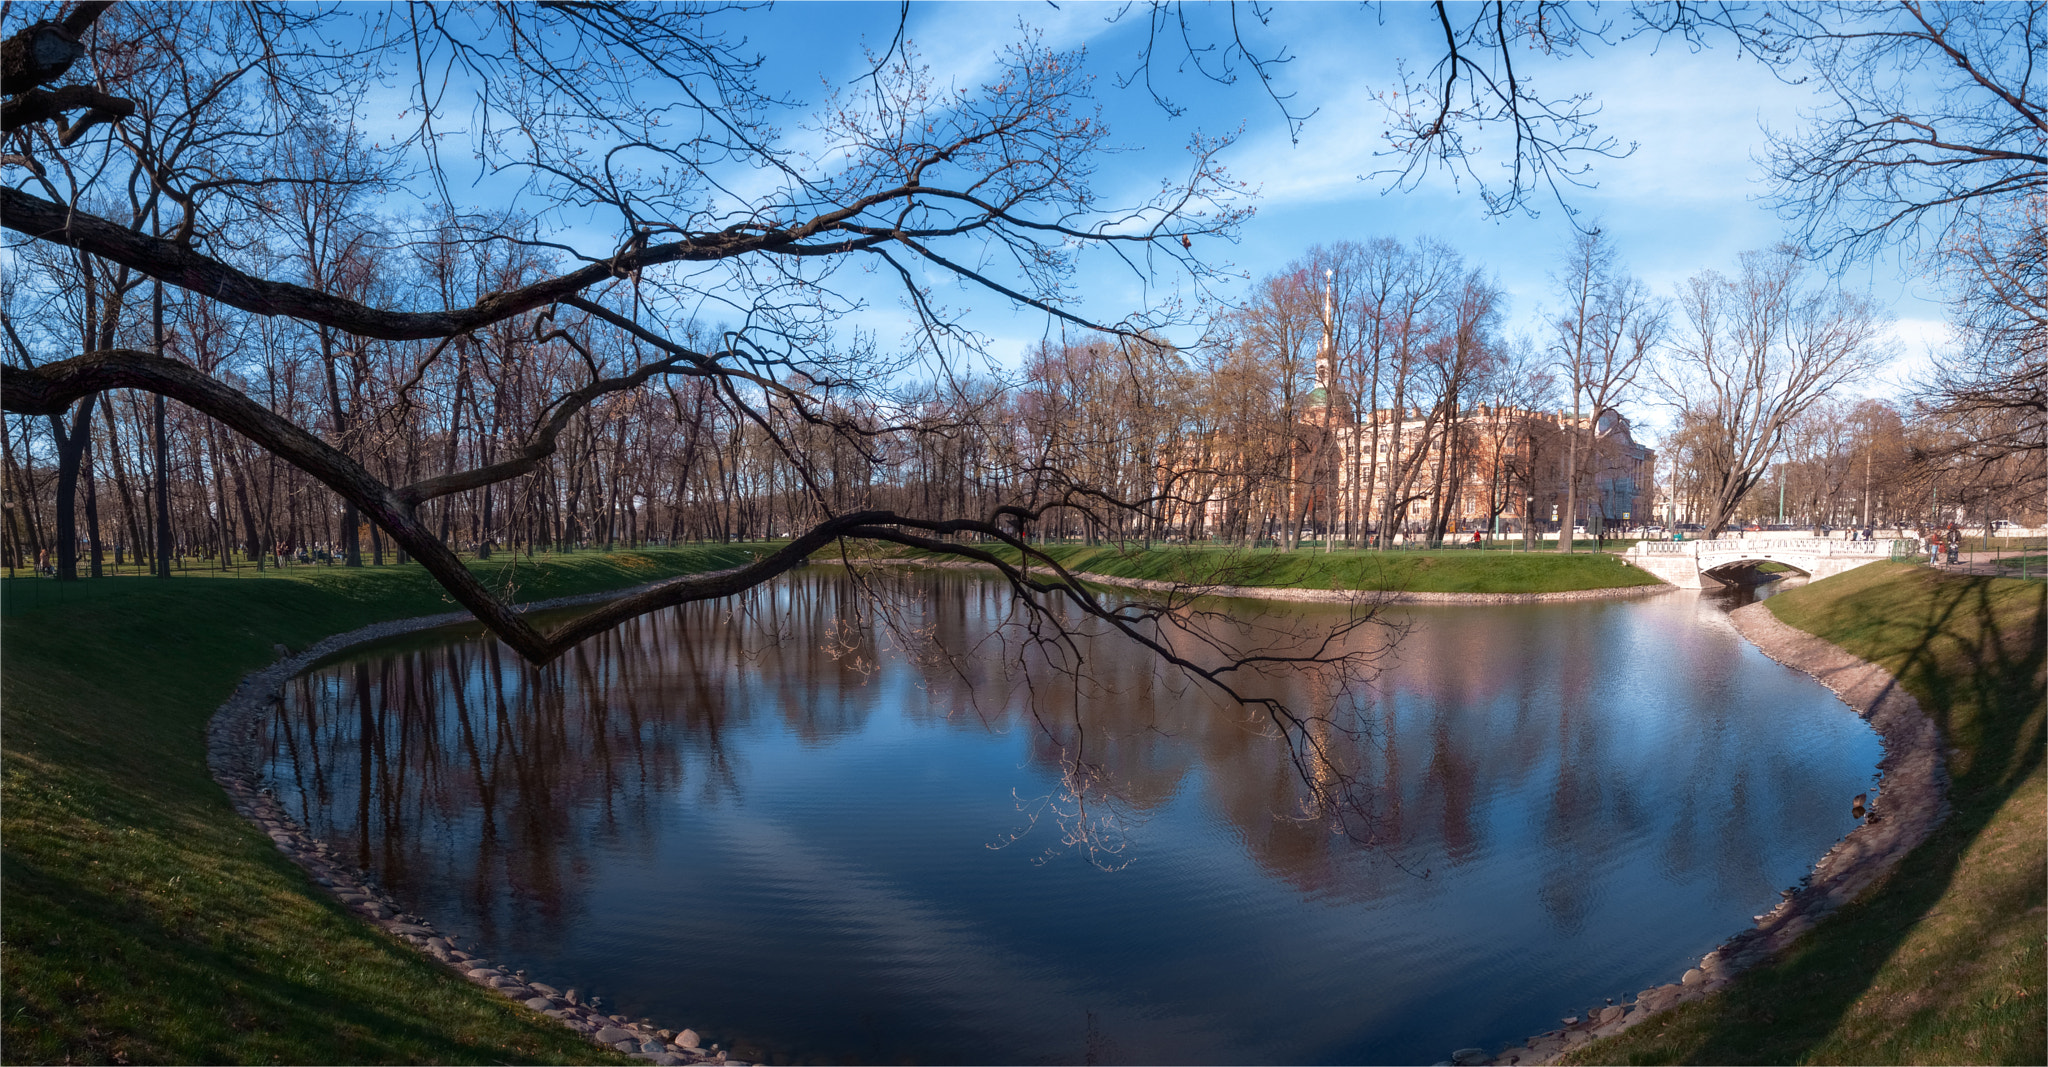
[2,546,755,1065]
[1991,553,2048,578]
[1562,562,2046,1065]
[868,541,1666,594]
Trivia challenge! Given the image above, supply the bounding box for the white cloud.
[1887,316,1953,355]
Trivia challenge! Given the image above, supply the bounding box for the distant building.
[1183,286,1654,544]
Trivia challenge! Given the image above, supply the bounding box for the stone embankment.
[1067,569,1671,604]
[1466,599,1950,1067]
[209,574,752,1067]
[830,556,1676,604]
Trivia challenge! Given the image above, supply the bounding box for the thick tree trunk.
[49,401,91,580]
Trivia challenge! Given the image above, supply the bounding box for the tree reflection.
[262,571,1859,945]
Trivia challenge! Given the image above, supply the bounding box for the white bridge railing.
[1629,537,1908,559]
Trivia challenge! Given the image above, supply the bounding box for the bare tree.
[1662,247,1892,535]
[1548,229,1660,550]
[1760,2,2046,260]
[1906,193,2047,519]
[1468,334,1558,540]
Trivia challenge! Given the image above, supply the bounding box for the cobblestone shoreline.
[1465,599,1950,1067]
[829,556,1677,604]
[1070,569,1673,604]
[207,573,752,1066]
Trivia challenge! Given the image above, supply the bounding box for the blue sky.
[717,1,1947,409]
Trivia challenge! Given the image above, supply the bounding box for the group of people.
[1922,523,1963,565]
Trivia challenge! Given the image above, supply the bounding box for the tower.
[1301,267,1344,424]
[1290,268,1349,547]
[1312,267,1335,408]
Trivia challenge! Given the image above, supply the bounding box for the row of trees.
[6,221,2037,581]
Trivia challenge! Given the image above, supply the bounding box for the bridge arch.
[1700,554,1813,582]
[1624,537,1906,589]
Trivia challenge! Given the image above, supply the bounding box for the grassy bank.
[1564,561,2046,1065]
[1,547,754,1065]
[871,541,1666,595]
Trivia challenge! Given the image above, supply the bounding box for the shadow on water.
[260,569,1889,1066]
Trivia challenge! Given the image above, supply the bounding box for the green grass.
[1563,562,2046,1065]
[2,546,755,1065]
[870,541,1666,594]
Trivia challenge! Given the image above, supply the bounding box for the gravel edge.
[1069,570,1672,604]
[826,556,1676,604]
[206,571,753,1067]
[1471,599,1951,1067]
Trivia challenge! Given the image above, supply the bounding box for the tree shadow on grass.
[1580,570,2045,1065]
[2,847,622,1066]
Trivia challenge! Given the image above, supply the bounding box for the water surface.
[262,570,1878,1064]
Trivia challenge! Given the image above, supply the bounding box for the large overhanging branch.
[0,1,115,95]
[2,2,128,148]
[0,352,937,662]
[4,351,1367,689]
[1,349,557,656]
[1,82,134,142]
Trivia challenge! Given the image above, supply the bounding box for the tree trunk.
[1557,410,1580,553]
[223,437,265,569]
[2,422,38,572]
[318,327,362,567]
[83,428,103,577]
[153,390,172,577]
[50,400,92,580]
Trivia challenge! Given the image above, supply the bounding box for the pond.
[260,569,1880,1065]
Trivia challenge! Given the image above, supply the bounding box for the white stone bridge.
[1625,536,1909,588]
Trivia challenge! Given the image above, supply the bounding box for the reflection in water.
[264,570,1878,1065]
